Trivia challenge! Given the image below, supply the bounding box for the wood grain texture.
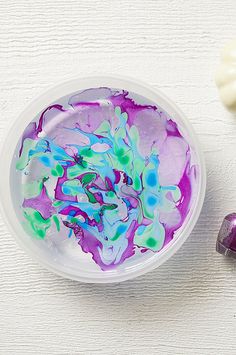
[0,0,236,354]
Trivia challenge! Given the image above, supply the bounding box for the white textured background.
[0,1,236,354]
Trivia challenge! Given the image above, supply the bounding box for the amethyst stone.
[216,213,236,258]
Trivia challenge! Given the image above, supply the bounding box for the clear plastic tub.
[0,76,206,283]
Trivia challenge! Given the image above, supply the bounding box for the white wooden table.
[1,1,236,354]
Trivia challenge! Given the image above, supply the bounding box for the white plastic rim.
[0,76,206,283]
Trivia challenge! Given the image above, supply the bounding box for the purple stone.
[216,213,236,258]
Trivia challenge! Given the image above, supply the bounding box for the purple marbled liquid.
[14,87,198,271]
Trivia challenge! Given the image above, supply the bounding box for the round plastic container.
[0,76,206,283]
